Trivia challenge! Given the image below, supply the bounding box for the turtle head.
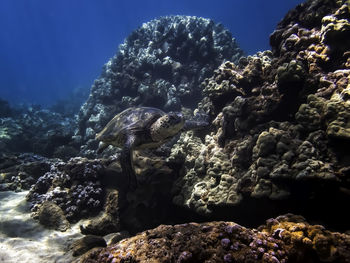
[150,112,185,142]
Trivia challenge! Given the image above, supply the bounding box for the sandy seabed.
[0,191,83,263]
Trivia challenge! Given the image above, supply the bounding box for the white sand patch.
[0,191,84,263]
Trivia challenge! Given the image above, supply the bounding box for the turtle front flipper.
[120,135,138,190]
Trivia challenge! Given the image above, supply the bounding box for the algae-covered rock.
[70,235,106,257]
[80,189,120,236]
[27,157,105,222]
[170,0,350,224]
[259,214,350,263]
[37,201,70,231]
[78,214,350,263]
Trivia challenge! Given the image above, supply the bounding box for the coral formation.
[2,1,350,262]
[170,0,350,225]
[0,153,51,191]
[77,214,350,263]
[0,103,78,159]
[76,15,243,154]
[27,157,105,222]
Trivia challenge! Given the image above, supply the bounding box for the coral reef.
[170,0,350,228]
[2,1,350,262]
[76,15,243,154]
[0,153,51,191]
[0,104,78,159]
[77,214,350,263]
[27,157,106,222]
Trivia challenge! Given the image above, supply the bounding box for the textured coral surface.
[1,1,350,262]
[79,214,350,263]
[169,0,350,229]
[76,15,243,155]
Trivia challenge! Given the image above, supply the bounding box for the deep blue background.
[0,0,304,107]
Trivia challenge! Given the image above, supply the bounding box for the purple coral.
[230,241,240,251]
[221,238,231,249]
[224,253,233,263]
[27,158,105,222]
[177,251,192,263]
[257,247,265,254]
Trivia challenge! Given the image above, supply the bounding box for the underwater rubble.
[1,0,350,262]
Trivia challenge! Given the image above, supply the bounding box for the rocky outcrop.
[27,157,106,222]
[77,214,350,263]
[76,15,243,155]
[169,0,350,229]
[37,201,70,231]
[0,105,78,159]
[0,153,52,191]
[2,3,350,262]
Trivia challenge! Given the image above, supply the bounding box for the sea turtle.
[96,107,208,189]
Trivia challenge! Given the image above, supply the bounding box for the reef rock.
[76,15,243,154]
[79,189,121,236]
[37,201,70,231]
[0,153,52,191]
[77,214,350,263]
[27,157,106,223]
[0,104,78,159]
[71,235,107,257]
[171,0,350,229]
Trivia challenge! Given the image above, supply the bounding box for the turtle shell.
[96,107,165,147]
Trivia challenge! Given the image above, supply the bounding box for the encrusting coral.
[2,1,350,262]
[170,0,350,224]
[27,157,106,223]
[77,214,350,263]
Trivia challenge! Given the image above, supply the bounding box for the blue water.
[0,0,304,107]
